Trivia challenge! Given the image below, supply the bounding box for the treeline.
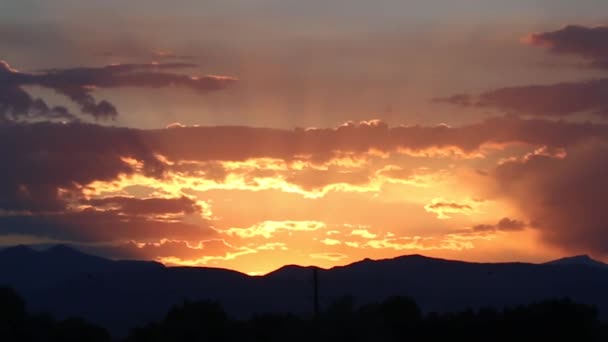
[0,287,110,342]
[126,296,608,342]
[2,285,608,341]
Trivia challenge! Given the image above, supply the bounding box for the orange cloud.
[320,238,342,246]
[350,229,377,239]
[362,233,489,252]
[224,220,326,239]
[310,252,348,261]
[424,198,478,219]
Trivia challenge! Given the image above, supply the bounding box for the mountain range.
[2,245,608,337]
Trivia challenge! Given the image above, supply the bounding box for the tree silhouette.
[5,284,600,342]
[0,286,110,342]
[123,295,602,342]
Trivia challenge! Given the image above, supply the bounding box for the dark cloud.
[3,117,608,213]
[77,239,236,261]
[477,79,608,118]
[82,196,202,216]
[0,126,210,244]
[496,217,526,231]
[437,79,608,118]
[0,209,213,243]
[438,25,608,118]
[435,24,608,255]
[0,60,236,121]
[0,115,606,248]
[428,202,472,211]
[525,25,608,69]
[492,142,608,256]
[0,122,164,212]
[472,217,526,232]
[425,200,474,219]
[0,62,77,122]
[141,117,608,162]
[0,82,76,123]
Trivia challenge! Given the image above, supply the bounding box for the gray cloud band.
[0,60,236,121]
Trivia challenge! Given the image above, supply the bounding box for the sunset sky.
[3,0,608,275]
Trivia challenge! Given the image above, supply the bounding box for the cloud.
[159,244,257,266]
[77,239,238,262]
[81,196,203,216]
[3,117,608,213]
[424,199,475,219]
[429,24,608,256]
[320,238,342,246]
[427,202,472,210]
[0,116,603,253]
[284,167,371,192]
[0,135,211,245]
[438,79,608,118]
[433,94,475,107]
[0,122,164,212]
[491,142,608,256]
[0,209,213,243]
[363,234,479,252]
[225,220,326,239]
[137,116,608,162]
[255,242,288,251]
[524,25,608,69]
[496,217,526,231]
[151,50,194,61]
[350,229,377,239]
[166,122,187,129]
[472,217,526,232]
[438,25,608,118]
[310,252,347,261]
[0,60,236,121]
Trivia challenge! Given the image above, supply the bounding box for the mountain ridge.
[2,244,608,337]
[545,255,608,268]
[6,244,605,274]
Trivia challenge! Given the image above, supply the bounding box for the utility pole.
[313,267,320,319]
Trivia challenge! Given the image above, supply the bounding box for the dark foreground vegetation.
[0,287,110,342]
[2,286,608,342]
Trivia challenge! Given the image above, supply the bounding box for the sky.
[2,0,608,275]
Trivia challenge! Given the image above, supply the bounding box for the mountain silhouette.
[545,255,608,269]
[0,245,163,293]
[2,245,608,337]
